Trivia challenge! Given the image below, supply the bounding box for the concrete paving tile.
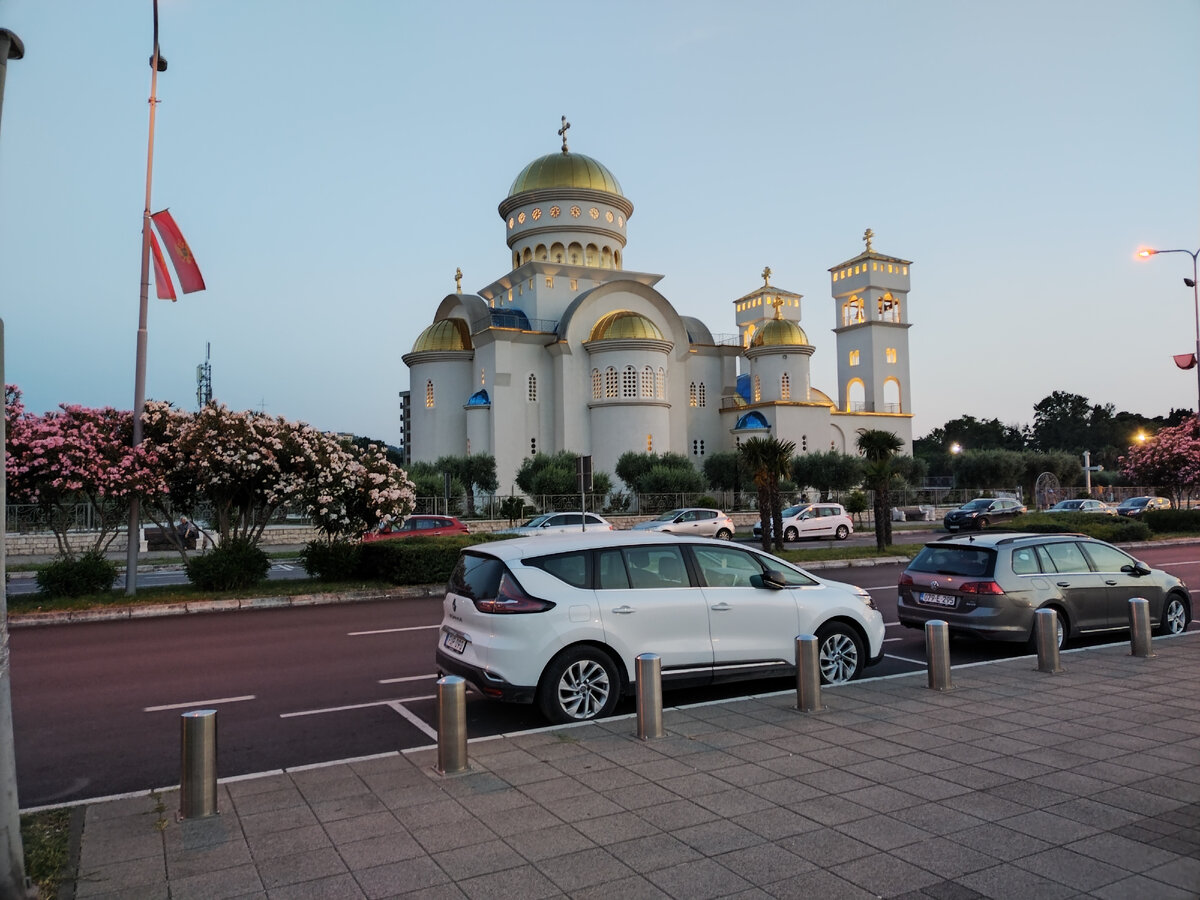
[569,874,671,899]
[79,828,166,865]
[891,774,973,802]
[835,813,932,851]
[1064,831,1182,873]
[832,852,943,896]
[536,790,624,823]
[891,802,986,836]
[1090,784,1188,817]
[504,823,597,862]
[167,862,265,900]
[635,797,719,830]
[75,854,167,898]
[957,863,1077,900]
[230,786,308,816]
[1014,847,1132,891]
[895,836,1000,879]
[645,856,753,900]
[606,832,702,873]
[354,856,451,900]
[294,774,370,804]
[392,798,474,829]
[672,819,762,855]
[995,809,1103,844]
[710,762,782,788]
[575,764,649,791]
[336,830,427,869]
[1143,855,1200,893]
[627,757,704,782]
[309,791,389,823]
[1089,873,1199,900]
[454,862,561,899]
[1038,797,1143,830]
[758,867,881,899]
[840,783,924,813]
[729,805,822,841]
[257,846,348,889]
[321,810,407,845]
[658,770,744,800]
[746,778,824,806]
[787,793,873,826]
[376,781,451,810]
[410,816,499,854]
[779,826,876,865]
[388,884,467,900]
[572,810,660,843]
[166,836,253,880]
[517,775,597,803]
[246,824,333,861]
[689,787,776,818]
[535,845,636,892]
[947,822,1053,861]
[431,838,526,880]
[982,780,1073,810]
[756,754,830,778]
[474,801,564,835]
[239,805,322,838]
[265,872,368,899]
[711,842,814,884]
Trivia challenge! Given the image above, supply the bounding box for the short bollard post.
[635,653,665,740]
[179,709,218,819]
[925,620,953,691]
[435,676,469,775]
[795,635,823,712]
[1034,608,1064,674]
[1128,598,1156,659]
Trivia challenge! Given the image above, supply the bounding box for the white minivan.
[436,532,885,723]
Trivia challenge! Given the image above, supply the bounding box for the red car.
[364,515,469,541]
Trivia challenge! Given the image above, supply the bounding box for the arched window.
[698,383,706,407]
[878,294,900,323]
[849,350,861,367]
[551,242,565,263]
[656,367,665,399]
[522,247,532,264]
[623,366,637,398]
[781,373,791,401]
[689,382,698,408]
[847,378,866,412]
[842,296,865,327]
[528,374,537,402]
[605,366,618,398]
[883,377,902,413]
[641,366,654,398]
[886,347,897,364]
[535,244,548,261]
[425,380,435,408]
[591,368,602,399]
[753,375,761,402]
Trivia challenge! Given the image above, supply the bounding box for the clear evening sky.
[0,1,1196,450]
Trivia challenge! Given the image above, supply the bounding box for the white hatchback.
[435,532,885,723]
[753,503,854,542]
[495,512,614,536]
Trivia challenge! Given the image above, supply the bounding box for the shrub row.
[301,534,510,585]
[1142,509,1200,533]
[1009,513,1151,543]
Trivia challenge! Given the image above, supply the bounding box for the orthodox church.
[401,121,914,494]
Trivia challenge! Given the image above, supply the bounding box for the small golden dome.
[588,310,664,342]
[509,152,624,197]
[411,319,472,353]
[752,318,808,347]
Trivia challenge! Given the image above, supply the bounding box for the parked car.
[1046,499,1116,515]
[495,512,614,536]
[942,497,1025,532]
[632,508,736,539]
[1115,496,1172,518]
[752,503,853,541]
[436,531,886,723]
[897,532,1190,649]
[363,515,469,541]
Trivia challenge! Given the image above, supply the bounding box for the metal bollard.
[1128,598,1156,659]
[179,709,218,819]
[794,635,823,712]
[635,653,665,740]
[925,620,954,691]
[1034,608,1064,673]
[435,676,469,775]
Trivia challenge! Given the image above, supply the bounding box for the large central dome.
[508,151,624,198]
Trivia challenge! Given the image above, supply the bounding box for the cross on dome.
[558,115,571,154]
[761,266,771,286]
[863,228,874,252]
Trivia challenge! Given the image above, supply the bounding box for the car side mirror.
[1123,561,1152,577]
[750,570,787,590]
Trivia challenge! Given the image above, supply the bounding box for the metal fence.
[5,502,313,534]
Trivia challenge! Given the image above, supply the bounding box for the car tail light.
[473,573,556,614]
[898,573,915,586]
[960,581,1004,595]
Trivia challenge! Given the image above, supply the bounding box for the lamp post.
[1137,247,1200,412]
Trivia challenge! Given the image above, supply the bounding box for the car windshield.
[782,505,810,518]
[653,510,684,522]
[520,515,550,528]
[909,545,997,577]
[1119,498,1147,509]
[961,499,991,511]
[1052,501,1080,510]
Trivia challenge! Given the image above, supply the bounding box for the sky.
[0,0,1197,450]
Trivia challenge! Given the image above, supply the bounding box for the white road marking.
[348,625,441,636]
[883,637,905,643]
[387,700,438,740]
[884,653,927,665]
[144,695,255,713]
[379,674,439,685]
[281,694,435,718]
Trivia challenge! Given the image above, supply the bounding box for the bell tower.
[829,229,913,415]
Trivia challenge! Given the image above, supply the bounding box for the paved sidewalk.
[65,635,1200,899]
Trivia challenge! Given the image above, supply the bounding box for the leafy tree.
[951,450,1025,491]
[1120,415,1200,506]
[1031,391,1096,453]
[636,464,706,503]
[791,450,864,500]
[515,451,611,509]
[703,451,751,494]
[405,460,464,507]
[436,454,498,517]
[857,429,903,551]
[740,437,795,551]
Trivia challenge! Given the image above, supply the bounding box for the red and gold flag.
[150,209,206,294]
[149,228,177,301]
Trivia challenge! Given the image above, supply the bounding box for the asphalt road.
[12,543,1199,809]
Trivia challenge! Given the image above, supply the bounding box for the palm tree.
[740,437,795,552]
[856,429,903,551]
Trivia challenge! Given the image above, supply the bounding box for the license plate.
[442,631,467,654]
[919,592,957,608]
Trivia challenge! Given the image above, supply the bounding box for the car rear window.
[448,553,505,600]
[526,551,590,588]
[909,546,996,577]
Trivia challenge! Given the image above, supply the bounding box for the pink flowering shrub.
[1120,414,1200,506]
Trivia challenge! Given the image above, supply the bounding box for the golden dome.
[588,310,663,342]
[752,318,809,347]
[411,319,472,353]
[509,152,624,197]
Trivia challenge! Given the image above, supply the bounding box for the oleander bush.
[185,538,270,590]
[299,540,362,581]
[35,551,118,598]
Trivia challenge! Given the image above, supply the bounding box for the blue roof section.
[736,373,751,402]
[735,411,770,430]
[490,308,531,330]
[466,389,490,406]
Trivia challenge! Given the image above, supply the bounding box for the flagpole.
[126,0,166,595]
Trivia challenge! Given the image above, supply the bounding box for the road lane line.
[378,674,439,685]
[281,694,436,718]
[884,653,927,665]
[348,625,441,636]
[883,637,905,643]
[387,700,438,740]
[144,695,255,713]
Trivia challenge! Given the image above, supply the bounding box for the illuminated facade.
[402,126,914,492]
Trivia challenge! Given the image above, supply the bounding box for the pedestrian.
[177,516,198,546]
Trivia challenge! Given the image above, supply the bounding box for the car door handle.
[1105,580,1118,585]
[1056,581,1070,587]
[611,605,635,615]
[710,602,733,612]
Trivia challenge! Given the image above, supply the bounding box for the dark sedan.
[943,497,1026,532]
[1115,496,1172,518]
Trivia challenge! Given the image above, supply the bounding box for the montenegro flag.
[150,209,206,295]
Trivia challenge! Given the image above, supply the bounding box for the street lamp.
[1137,246,1200,412]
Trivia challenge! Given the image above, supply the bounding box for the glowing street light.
[1137,246,1200,412]
[949,442,962,455]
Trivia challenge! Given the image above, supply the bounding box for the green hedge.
[186,539,271,590]
[360,534,510,585]
[1009,513,1151,543]
[1142,509,1200,533]
[36,552,117,598]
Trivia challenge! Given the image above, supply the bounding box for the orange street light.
[1137,246,1200,412]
